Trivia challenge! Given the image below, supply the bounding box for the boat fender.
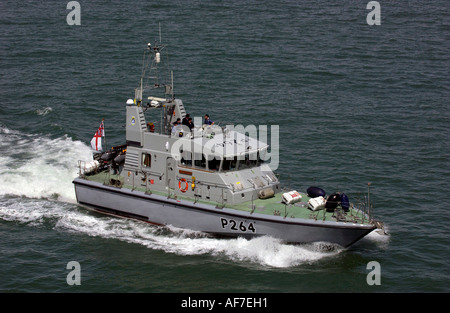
[114,154,126,164]
[101,152,114,161]
[178,178,188,193]
[258,188,275,199]
[307,186,326,198]
[325,193,341,212]
[340,193,350,212]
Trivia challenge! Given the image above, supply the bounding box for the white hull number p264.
[220,218,256,233]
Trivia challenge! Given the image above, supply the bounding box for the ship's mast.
[135,28,175,134]
[137,31,173,104]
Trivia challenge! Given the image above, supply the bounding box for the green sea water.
[0,0,449,295]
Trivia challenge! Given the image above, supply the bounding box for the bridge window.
[237,153,259,169]
[181,151,192,166]
[194,153,206,168]
[142,153,151,168]
[208,157,221,171]
[222,156,238,171]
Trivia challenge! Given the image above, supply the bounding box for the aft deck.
[80,170,372,225]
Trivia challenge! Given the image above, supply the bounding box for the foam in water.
[35,106,53,116]
[55,210,344,268]
[0,127,92,202]
[0,194,344,268]
[363,228,390,247]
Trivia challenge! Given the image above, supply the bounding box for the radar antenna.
[136,26,173,105]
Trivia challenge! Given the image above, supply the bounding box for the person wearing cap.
[203,114,214,125]
[182,114,190,127]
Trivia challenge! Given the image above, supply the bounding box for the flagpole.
[102,118,106,151]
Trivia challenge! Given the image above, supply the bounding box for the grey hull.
[73,178,375,248]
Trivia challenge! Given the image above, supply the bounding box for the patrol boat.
[73,38,386,248]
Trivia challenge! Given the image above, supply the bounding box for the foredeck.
[80,170,372,225]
